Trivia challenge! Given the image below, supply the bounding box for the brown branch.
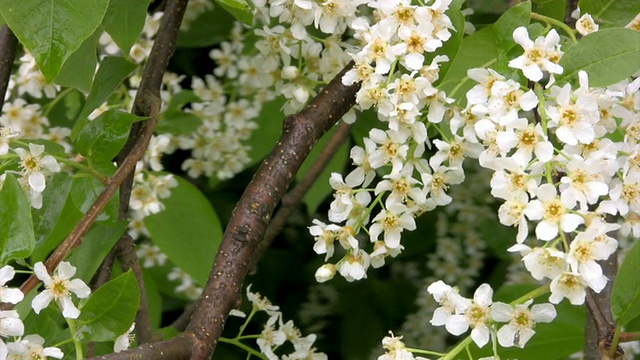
[251,120,353,271]
[585,255,618,360]
[92,335,193,360]
[184,63,359,359]
[170,302,197,332]
[115,233,155,344]
[0,24,18,109]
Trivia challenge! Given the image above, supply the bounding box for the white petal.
[69,279,91,298]
[445,314,469,335]
[1,288,24,304]
[28,172,46,192]
[474,284,493,306]
[31,291,54,314]
[33,262,53,286]
[531,303,556,323]
[471,326,490,347]
[59,296,81,319]
[57,261,77,280]
[490,302,514,322]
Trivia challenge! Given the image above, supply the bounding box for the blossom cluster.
[309,0,481,282]
[428,281,556,349]
[241,285,327,360]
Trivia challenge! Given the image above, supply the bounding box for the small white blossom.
[491,300,556,348]
[0,266,24,304]
[32,262,91,319]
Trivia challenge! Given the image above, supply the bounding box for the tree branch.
[0,24,18,109]
[251,120,353,271]
[184,63,359,358]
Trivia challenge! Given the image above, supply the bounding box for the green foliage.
[557,28,640,87]
[103,0,150,55]
[215,0,252,26]
[177,7,235,48]
[532,0,567,22]
[579,0,640,28]
[611,240,640,327]
[157,91,203,135]
[54,31,101,94]
[0,0,109,81]
[0,174,35,262]
[440,25,499,104]
[78,270,140,342]
[247,98,286,165]
[144,175,223,285]
[75,56,138,124]
[66,221,128,283]
[493,1,531,52]
[74,109,145,165]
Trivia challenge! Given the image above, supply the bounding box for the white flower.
[549,271,591,305]
[114,323,136,352]
[136,243,168,268]
[491,300,556,348]
[0,310,24,338]
[508,27,563,81]
[576,14,599,36]
[246,284,280,316]
[6,334,63,359]
[314,264,336,283]
[566,220,619,290]
[13,143,60,193]
[446,284,494,347]
[31,262,91,319]
[0,265,24,304]
[378,332,419,360]
[524,184,584,241]
[337,250,370,281]
[369,203,416,249]
[257,315,286,360]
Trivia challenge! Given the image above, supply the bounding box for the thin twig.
[251,120,353,271]
[115,233,154,344]
[0,24,18,109]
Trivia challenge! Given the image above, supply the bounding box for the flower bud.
[315,264,336,283]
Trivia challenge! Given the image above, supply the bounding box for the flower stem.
[531,12,578,44]
[66,318,84,360]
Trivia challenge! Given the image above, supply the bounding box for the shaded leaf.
[494,1,531,52]
[0,0,109,81]
[579,0,640,28]
[0,174,35,262]
[144,175,222,285]
[557,28,640,87]
[215,0,252,26]
[79,270,140,342]
[611,240,640,327]
[54,30,100,93]
[103,0,149,55]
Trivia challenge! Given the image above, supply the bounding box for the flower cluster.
[0,264,69,359]
[428,281,556,349]
[242,285,327,360]
[309,0,480,282]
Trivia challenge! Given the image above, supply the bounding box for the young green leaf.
[215,0,252,26]
[0,174,35,262]
[611,240,640,327]
[533,0,567,22]
[54,30,100,94]
[557,28,640,87]
[78,270,140,342]
[0,0,109,81]
[73,56,138,137]
[440,25,499,105]
[74,109,145,164]
[144,175,223,285]
[103,0,150,55]
[66,221,128,283]
[494,1,531,52]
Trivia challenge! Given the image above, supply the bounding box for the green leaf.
[0,174,35,262]
[54,30,100,93]
[440,25,499,105]
[215,0,252,26]
[247,98,286,166]
[73,56,138,138]
[494,1,531,52]
[611,240,640,327]
[0,0,109,81]
[103,0,149,55]
[579,0,640,28]
[75,109,145,164]
[67,221,128,283]
[157,91,203,135]
[79,270,140,342]
[557,28,640,87]
[32,172,73,247]
[144,175,223,285]
[297,125,349,214]
[177,7,235,48]
[533,0,567,22]
[32,176,119,262]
